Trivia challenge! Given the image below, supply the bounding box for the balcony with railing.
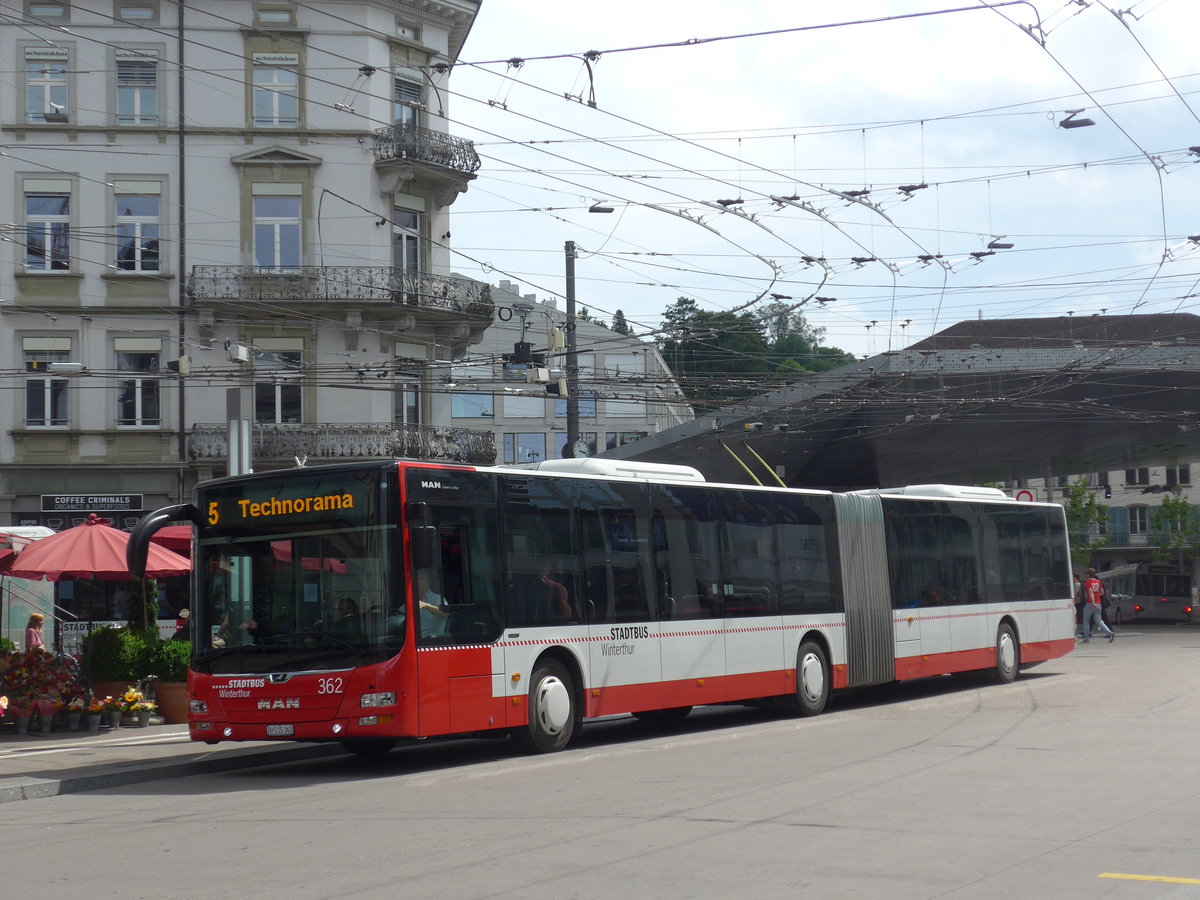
[187,266,492,320]
[188,422,495,466]
[373,123,480,204]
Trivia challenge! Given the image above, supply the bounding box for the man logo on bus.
[257,698,300,710]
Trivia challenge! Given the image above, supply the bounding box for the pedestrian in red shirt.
[1081,568,1115,643]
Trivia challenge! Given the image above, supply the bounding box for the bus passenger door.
[719,491,784,703]
[415,510,507,737]
[653,490,727,707]
[580,499,662,716]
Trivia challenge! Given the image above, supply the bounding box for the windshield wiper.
[198,643,283,662]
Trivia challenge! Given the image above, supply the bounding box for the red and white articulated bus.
[128,458,1076,756]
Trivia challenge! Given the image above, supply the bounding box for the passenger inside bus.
[333,597,361,641]
[416,570,448,636]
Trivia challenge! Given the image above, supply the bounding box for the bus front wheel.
[341,739,397,758]
[993,623,1019,684]
[796,639,830,716]
[513,659,576,754]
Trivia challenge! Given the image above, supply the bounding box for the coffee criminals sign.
[41,494,144,512]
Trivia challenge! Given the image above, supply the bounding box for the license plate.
[266,724,294,737]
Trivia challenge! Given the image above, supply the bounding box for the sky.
[444,0,1200,358]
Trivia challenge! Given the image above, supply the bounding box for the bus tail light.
[360,692,396,708]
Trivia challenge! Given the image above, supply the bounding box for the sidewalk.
[0,722,344,803]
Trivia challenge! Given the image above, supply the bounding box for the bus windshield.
[192,466,397,675]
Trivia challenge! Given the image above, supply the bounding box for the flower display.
[0,648,77,708]
[87,697,111,714]
[66,696,85,712]
[129,700,157,713]
[122,686,144,710]
[0,696,7,715]
[102,695,125,712]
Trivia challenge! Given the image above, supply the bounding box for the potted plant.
[130,698,157,727]
[139,641,190,724]
[85,696,106,732]
[65,696,85,730]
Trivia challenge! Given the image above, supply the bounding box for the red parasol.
[270,541,348,574]
[150,524,192,555]
[6,513,192,581]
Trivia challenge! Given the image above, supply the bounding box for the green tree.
[1148,487,1200,566]
[656,296,854,412]
[610,309,632,335]
[1062,477,1109,566]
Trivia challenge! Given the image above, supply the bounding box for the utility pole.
[564,240,579,457]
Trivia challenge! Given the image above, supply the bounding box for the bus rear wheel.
[513,659,576,754]
[993,623,1019,684]
[796,639,830,716]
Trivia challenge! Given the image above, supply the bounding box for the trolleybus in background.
[1102,562,1194,623]
[128,459,1076,756]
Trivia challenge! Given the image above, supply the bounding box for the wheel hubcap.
[998,634,1015,672]
[534,675,571,735]
[800,653,825,703]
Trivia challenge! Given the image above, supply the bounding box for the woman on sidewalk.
[24,613,44,652]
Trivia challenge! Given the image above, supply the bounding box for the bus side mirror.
[410,526,437,570]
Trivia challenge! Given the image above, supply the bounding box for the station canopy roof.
[605,313,1200,491]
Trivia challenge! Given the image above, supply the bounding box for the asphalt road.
[6,623,1200,899]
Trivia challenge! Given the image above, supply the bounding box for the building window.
[253,349,302,423]
[116,53,158,124]
[396,21,420,42]
[394,76,421,126]
[27,2,68,21]
[25,192,71,271]
[1166,465,1191,487]
[254,3,296,27]
[252,53,299,126]
[607,394,644,417]
[392,209,421,273]
[503,433,546,464]
[1129,505,1149,535]
[24,339,71,427]
[1125,467,1150,486]
[116,344,161,426]
[117,3,159,22]
[253,195,301,268]
[394,372,421,425]
[25,47,69,123]
[115,191,160,271]
[451,392,493,418]
[555,390,596,419]
[504,394,545,418]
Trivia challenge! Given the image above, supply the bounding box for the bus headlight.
[360,692,396,708]
[189,700,208,714]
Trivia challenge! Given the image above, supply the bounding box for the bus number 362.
[317,677,344,694]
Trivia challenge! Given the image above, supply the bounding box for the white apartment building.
[457,281,693,463]
[1013,464,1198,579]
[1,0,490,532]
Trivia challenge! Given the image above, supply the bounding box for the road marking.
[1100,873,1200,885]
